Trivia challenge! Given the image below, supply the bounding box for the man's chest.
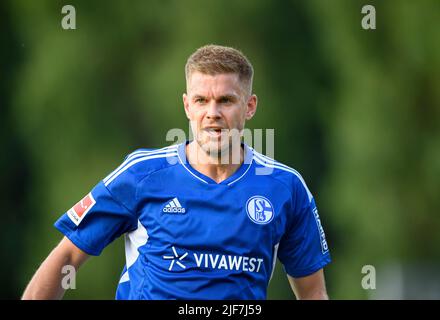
[134,179,292,255]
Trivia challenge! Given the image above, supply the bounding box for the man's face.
[183,72,257,156]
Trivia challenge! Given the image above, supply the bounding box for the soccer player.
[22,45,331,300]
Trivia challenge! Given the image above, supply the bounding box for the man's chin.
[201,143,225,156]
[196,139,226,155]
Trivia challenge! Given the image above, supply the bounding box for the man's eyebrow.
[191,93,239,100]
[217,94,238,100]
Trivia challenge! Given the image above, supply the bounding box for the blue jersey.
[54,142,331,299]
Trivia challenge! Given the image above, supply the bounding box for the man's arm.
[22,236,90,300]
[287,269,329,300]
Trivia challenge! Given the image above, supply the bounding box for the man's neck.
[186,141,244,183]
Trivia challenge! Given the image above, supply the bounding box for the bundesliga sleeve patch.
[67,192,96,226]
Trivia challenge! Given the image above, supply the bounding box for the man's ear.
[183,93,190,120]
[245,94,258,120]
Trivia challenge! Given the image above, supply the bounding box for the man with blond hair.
[23,44,331,300]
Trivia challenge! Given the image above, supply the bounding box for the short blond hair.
[185,44,254,94]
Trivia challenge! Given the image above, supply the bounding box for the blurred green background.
[1,0,439,299]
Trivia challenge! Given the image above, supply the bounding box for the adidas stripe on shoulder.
[252,150,313,202]
[103,145,179,187]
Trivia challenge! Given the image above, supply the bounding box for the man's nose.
[206,101,221,119]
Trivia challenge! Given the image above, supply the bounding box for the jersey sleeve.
[277,177,331,278]
[54,180,138,256]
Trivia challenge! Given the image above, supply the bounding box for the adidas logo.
[163,197,186,214]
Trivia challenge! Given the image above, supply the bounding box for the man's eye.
[195,98,205,103]
[220,98,231,103]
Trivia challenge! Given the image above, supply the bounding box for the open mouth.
[204,128,225,137]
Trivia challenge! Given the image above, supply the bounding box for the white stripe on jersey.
[103,145,178,184]
[103,145,178,183]
[253,150,309,182]
[253,153,313,202]
[227,159,253,186]
[253,150,304,175]
[269,243,280,283]
[120,220,149,284]
[104,152,178,186]
[176,150,209,184]
[123,145,178,163]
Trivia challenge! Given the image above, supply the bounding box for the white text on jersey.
[193,253,264,273]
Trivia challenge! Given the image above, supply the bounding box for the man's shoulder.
[251,149,312,196]
[102,144,180,187]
